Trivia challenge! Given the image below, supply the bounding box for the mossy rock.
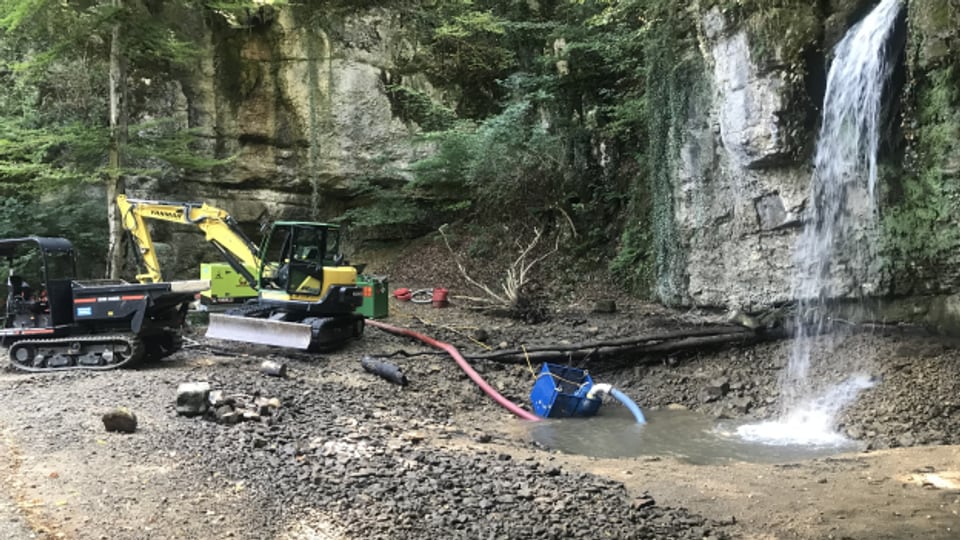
[909,0,960,69]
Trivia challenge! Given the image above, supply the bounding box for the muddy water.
[513,408,865,465]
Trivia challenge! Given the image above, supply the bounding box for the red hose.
[367,320,541,421]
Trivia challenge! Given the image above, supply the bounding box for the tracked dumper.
[1,237,207,372]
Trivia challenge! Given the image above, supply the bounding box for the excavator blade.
[205,313,313,350]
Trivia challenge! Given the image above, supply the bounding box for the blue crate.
[529,363,602,418]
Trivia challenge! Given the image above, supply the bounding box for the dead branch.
[438,224,509,305]
[439,223,562,311]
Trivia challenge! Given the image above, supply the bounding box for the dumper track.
[7,335,145,372]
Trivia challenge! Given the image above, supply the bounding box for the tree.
[0,0,226,278]
[106,0,128,279]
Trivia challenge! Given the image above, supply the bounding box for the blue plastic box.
[529,363,602,418]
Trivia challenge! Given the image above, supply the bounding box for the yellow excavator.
[116,195,364,351]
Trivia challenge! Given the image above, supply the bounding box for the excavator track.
[7,335,146,373]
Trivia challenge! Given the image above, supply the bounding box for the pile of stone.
[176,381,282,425]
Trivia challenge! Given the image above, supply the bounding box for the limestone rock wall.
[675,7,815,311]
[129,7,427,277]
[675,0,960,332]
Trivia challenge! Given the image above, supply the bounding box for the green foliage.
[336,175,435,240]
[0,189,109,277]
[704,0,823,67]
[385,85,457,132]
[127,119,233,171]
[882,66,960,270]
[562,1,703,300]
[207,0,286,29]
[0,0,231,268]
[410,98,567,223]
[397,0,555,118]
[0,118,107,193]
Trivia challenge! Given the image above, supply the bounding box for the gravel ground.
[1,296,959,539]
[0,301,730,540]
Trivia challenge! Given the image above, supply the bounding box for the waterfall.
[739,0,903,446]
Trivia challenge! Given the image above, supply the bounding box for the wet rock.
[729,396,754,414]
[701,377,731,403]
[102,407,137,433]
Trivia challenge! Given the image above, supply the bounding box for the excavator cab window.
[285,226,327,294]
[259,228,292,290]
[258,224,339,295]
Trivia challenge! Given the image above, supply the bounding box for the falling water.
[739,0,904,446]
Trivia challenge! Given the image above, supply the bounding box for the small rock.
[176,382,211,417]
[703,377,730,401]
[402,431,426,443]
[260,360,287,377]
[592,300,617,313]
[218,410,243,425]
[213,405,239,424]
[102,407,137,433]
[208,390,227,407]
[897,433,916,448]
[727,309,760,329]
[730,396,753,414]
[631,496,656,509]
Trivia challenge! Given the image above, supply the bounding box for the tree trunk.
[106,0,127,279]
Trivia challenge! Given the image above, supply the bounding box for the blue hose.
[609,387,647,424]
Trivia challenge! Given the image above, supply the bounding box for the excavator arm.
[116,195,261,286]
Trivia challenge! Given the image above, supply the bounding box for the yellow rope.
[522,345,589,390]
[523,345,536,379]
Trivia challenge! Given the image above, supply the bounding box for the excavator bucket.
[205,313,313,350]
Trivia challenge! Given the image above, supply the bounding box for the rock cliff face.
[676,7,812,311]
[139,2,960,330]
[673,0,960,329]
[131,7,427,276]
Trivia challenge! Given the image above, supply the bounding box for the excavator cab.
[206,221,364,351]
[257,222,357,303]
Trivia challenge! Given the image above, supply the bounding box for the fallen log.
[360,355,409,386]
[465,326,781,365]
